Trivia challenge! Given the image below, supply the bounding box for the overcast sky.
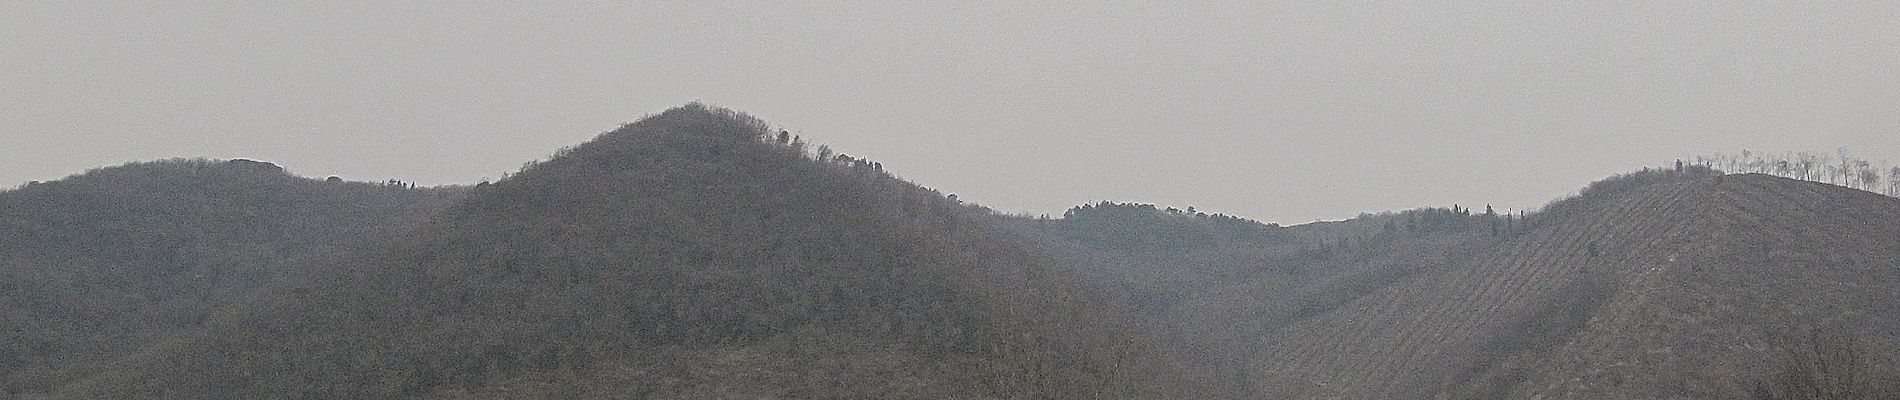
[5,2,1897,224]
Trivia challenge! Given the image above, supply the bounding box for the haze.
[5,2,1897,224]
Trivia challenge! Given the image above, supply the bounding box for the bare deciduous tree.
[1685,150,1895,198]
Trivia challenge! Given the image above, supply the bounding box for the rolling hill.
[4,104,1897,399]
[1206,170,1900,399]
[0,159,462,396]
[40,105,1191,399]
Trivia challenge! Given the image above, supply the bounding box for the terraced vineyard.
[1218,172,1900,399]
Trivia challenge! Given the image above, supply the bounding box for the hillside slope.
[51,105,1181,399]
[1239,171,1900,399]
[0,160,461,396]
[1513,174,1900,399]
[13,106,1898,399]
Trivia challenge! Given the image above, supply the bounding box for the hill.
[1210,170,1900,399]
[47,105,1189,399]
[8,104,1900,399]
[1007,167,1900,399]
[0,159,462,396]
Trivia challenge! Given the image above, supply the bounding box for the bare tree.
[1890,166,1900,196]
[1855,160,1879,191]
[1836,149,1855,186]
[1761,332,1900,399]
[1795,153,1818,181]
[1685,150,1895,197]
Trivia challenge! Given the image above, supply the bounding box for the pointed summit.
[60,105,1175,399]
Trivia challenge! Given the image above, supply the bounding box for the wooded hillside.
[6,105,1897,399]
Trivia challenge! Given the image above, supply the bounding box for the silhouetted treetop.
[1050,201,1281,252]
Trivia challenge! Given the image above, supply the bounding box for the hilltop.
[0,159,462,396]
[44,105,1192,399]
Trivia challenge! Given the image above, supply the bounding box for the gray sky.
[6,2,1898,224]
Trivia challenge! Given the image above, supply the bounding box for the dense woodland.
[3,104,1898,399]
[0,159,463,397]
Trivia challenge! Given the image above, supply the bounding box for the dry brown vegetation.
[1753,330,1900,399]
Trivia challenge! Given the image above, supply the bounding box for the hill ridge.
[0,158,462,396]
[1246,169,1716,397]
[47,104,1191,399]
[1231,171,1900,398]
[10,105,1900,399]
